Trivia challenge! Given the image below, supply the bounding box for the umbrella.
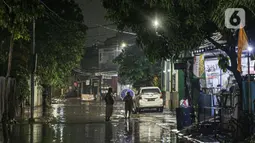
[120,89,135,100]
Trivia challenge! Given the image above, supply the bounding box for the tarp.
[120,89,135,100]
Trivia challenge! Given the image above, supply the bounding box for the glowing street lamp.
[121,42,127,48]
[153,19,160,29]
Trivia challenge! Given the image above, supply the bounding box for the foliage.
[0,0,44,102]
[103,0,255,58]
[152,76,159,87]
[102,0,255,96]
[103,0,255,140]
[246,134,255,143]
[0,0,44,40]
[0,0,87,100]
[34,0,87,87]
[113,45,161,88]
[218,54,230,72]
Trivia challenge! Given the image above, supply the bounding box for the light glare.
[248,46,253,52]
[121,42,127,48]
[153,19,159,28]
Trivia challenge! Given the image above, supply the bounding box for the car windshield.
[141,88,160,94]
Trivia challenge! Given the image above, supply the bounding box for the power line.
[40,0,137,36]
[40,0,86,27]
[87,23,116,30]
[96,24,137,36]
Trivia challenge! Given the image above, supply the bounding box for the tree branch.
[2,0,11,11]
[206,37,223,49]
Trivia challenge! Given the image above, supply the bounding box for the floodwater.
[1,98,185,143]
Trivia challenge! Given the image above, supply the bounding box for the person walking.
[123,92,133,119]
[105,88,114,121]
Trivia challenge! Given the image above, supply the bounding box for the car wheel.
[136,107,140,114]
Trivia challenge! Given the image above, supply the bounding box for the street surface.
[2,98,185,143]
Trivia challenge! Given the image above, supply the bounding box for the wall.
[28,76,43,107]
[163,60,181,109]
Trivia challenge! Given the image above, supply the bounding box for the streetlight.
[121,42,127,48]
[153,19,159,28]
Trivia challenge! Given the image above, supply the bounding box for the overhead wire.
[40,0,137,35]
[40,0,138,50]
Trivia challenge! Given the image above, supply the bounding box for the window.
[141,88,160,94]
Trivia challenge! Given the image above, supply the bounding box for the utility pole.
[170,57,174,111]
[248,51,251,113]
[30,19,36,122]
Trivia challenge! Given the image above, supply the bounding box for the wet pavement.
[0,98,186,143]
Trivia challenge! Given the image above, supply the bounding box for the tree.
[0,0,44,77]
[36,0,87,87]
[103,0,255,103]
[0,0,86,96]
[113,45,161,89]
[103,0,255,140]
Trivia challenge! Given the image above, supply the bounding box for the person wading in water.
[123,92,133,119]
[105,88,114,121]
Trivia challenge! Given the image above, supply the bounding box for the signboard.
[174,63,186,70]
[193,54,205,78]
[102,75,112,79]
[86,80,90,85]
[81,94,94,101]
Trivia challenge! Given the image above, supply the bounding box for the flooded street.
[3,98,183,143]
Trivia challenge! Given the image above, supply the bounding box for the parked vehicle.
[133,87,163,113]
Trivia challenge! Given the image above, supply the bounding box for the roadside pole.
[30,19,36,122]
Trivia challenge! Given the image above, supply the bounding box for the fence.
[0,77,19,121]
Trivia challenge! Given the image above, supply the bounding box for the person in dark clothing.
[105,88,114,121]
[123,92,133,119]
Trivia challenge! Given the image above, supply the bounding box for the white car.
[133,87,163,113]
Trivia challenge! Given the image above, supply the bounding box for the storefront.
[202,53,254,90]
[162,49,254,110]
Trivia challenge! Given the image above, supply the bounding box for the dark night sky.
[75,0,117,47]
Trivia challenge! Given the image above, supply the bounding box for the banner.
[237,28,248,72]
[199,54,205,78]
[193,54,205,78]
[193,56,200,77]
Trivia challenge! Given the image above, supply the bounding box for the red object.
[74,82,78,87]
[183,100,187,106]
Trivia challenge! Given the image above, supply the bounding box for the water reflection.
[6,100,184,143]
[8,120,182,143]
[105,122,113,143]
[124,119,132,143]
